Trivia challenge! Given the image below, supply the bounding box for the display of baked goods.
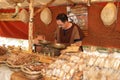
[86,54,120,70]
[43,50,120,80]
[44,52,84,80]
[83,52,120,80]
[6,52,39,66]
[0,44,119,79]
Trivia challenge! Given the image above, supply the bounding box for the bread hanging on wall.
[40,7,52,25]
[101,3,117,26]
[19,9,29,23]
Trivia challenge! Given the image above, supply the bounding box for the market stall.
[0,0,120,80]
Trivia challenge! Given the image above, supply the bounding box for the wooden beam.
[28,0,34,52]
[0,13,20,21]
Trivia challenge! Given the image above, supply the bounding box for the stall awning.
[0,21,28,39]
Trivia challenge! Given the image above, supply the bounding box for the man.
[55,13,85,51]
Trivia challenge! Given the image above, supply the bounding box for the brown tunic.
[55,23,84,46]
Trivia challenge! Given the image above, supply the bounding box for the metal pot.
[50,43,66,49]
[39,40,50,45]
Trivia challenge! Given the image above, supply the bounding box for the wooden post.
[28,0,34,52]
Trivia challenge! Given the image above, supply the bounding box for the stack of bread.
[44,52,84,80]
[45,52,120,80]
[83,53,120,80]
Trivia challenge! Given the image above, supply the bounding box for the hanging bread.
[19,9,29,23]
[101,3,117,26]
[40,7,52,25]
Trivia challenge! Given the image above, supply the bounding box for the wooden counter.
[0,53,56,80]
[11,72,46,80]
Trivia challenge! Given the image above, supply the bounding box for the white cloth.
[0,65,13,80]
[68,13,78,24]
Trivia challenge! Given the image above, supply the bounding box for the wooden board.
[0,13,20,21]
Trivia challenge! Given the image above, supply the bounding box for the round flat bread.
[101,3,117,26]
[19,9,29,23]
[40,7,52,25]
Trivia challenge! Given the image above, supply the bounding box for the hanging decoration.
[19,9,29,23]
[12,4,20,18]
[101,2,117,26]
[6,0,25,18]
[40,7,52,25]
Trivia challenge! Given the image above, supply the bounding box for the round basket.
[21,66,42,79]
[6,61,21,71]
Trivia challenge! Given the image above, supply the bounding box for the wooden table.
[11,72,46,80]
[0,54,56,80]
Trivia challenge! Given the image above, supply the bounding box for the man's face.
[56,20,66,28]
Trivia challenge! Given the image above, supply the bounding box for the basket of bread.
[21,62,48,79]
[6,51,39,71]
